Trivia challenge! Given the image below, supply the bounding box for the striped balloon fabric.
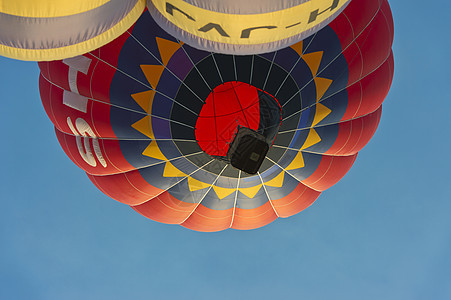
[38,0,394,231]
[0,0,145,61]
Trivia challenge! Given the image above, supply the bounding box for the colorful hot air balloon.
[0,0,145,61]
[38,0,394,231]
[147,0,352,54]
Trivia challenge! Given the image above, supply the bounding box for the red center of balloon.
[195,82,263,157]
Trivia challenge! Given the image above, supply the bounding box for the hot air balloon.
[38,0,394,231]
[0,0,146,61]
[147,0,352,54]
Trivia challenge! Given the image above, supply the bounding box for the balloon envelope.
[0,0,145,61]
[38,0,394,231]
[147,0,351,54]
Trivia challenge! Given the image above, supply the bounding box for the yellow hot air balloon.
[147,0,351,54]
[0,0,145,61]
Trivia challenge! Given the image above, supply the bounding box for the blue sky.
[1,1,451,299]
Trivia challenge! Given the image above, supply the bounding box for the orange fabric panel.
[88,170,165,206]
[182,205,234,232]
[272,182,321,218]
[231,202,278,230]
[132,191,197,224]
[302,154,357,191]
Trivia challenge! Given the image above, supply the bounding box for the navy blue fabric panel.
[258,52,276,62]
[273,47,300,73]
[299,80,318,109]
[317,55,349,99]
[152,117,171,139]
[114,139,162,168]
[109,106,147,139]
[181,45,210,65]
[288,58,313,91]
[304,26,344,73]
[151,93,173,119]
[302,124,339,154]
[157,140,184,160]
[156,69,181,99]
[166,48,193,81]
[130,12,179,59]
[110,71,152,112]
[316,90,348,126]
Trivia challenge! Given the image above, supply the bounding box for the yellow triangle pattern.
[239,185,262,198]
[141,65,165,89]
[131,116,154,139]
[290,40,303,57]
[301,129,321,150]
[213,186,235,200]
[142,141,166,160]
[187,177,211,192]
[163,162,187,178]
[131,90,155,113]
[303,51,323,76]
[286,151,305,171]
[265,172,285,188]
[156,37,182,66]
[314,77,333,101]
[312,103,332,127]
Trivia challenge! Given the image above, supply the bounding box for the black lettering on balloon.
[308,0,339,23]
[166,2,195,21]
[286,22,302,29]
[198,23,230,37]
[240,26,277,39]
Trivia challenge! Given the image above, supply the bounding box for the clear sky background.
[1,1,450,299]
